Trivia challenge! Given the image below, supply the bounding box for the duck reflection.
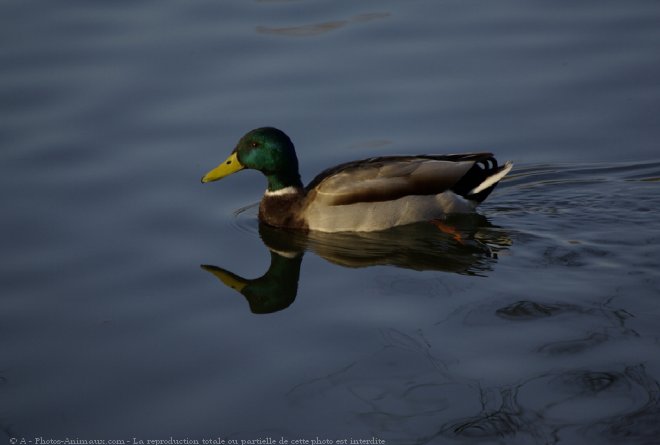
[202,251,302,314]
[202,216,511,314]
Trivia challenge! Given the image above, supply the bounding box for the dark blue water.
[2,1,660,444]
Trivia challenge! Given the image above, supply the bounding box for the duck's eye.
[251,141,259,148]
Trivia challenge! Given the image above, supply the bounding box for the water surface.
[1,1,660,444]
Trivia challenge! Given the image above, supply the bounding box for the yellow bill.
[201,152,244,183]
[201,265,247,292]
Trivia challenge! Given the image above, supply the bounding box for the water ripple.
[256,12,390,37]
[230,201,260,236]
[501,159,660,190]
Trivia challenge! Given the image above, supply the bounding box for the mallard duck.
[201,127,513,232]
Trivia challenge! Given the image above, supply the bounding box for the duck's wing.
[306,153,512,206]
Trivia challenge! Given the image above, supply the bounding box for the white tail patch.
[469,161,513,195]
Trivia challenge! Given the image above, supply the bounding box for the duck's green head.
[201,127,303,191]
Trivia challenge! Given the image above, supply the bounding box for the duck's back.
[303,153,512,232]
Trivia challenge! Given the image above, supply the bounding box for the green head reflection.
[201,250,302,314]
